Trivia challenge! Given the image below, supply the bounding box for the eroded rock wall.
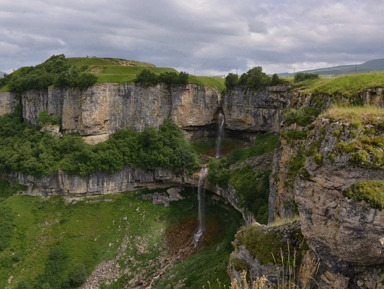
[223,85,290,132]
[12,167,197,197]
[0,92,18,115]
[20,83,221,135]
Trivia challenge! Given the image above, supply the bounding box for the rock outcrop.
[223,85,290,132]
[20,83,221,136]
[12,167,197,197]
[292,117,384,287]
[0,92,18,115]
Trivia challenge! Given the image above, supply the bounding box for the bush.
[70,263,87,286]
[294,72,319,83]
[0,110,199,177]
[135,69,159,86]
[2,55,97,92]
[35,247,69,289]
[0,204,14,252]
[36,111,61,127]
[225,73,239,90]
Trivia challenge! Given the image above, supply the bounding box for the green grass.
[293,72,384,97]
[69,57,225,90]
[67,57,177,84]
[343,180,384,209]
[191,138,248,156]
[322,105,384,125]
[0,186,240,288]
[189,75,225,92]
[235,223,303,265]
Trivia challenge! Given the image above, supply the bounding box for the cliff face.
[293,117,384,287]
[13,167,197,197]
[0,92,18,115]
[223,85,290,132]
[20,83,221,136]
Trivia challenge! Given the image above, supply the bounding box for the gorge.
[0,60,384,288]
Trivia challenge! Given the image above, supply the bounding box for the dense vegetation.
[0,107,199,177]
[0,185,241,289]
[0,56,226,92]
[293,72,319,83]
[135,69,189,87]
[224,67,286,91]
[0,55,97,92]
[207,133,279,223]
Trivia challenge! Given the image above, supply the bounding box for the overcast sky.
[1,0,384,75]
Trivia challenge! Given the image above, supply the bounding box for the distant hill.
[0,71,5,78]
[281,58,384,76]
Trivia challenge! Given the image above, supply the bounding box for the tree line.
[0,107,199,177]
[224,67,287,91]
[0,55,97,92]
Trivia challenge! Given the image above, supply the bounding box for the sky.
[1,0,384,75]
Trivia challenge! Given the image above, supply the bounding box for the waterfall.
[215,112,225,158]
[194,166,208,245]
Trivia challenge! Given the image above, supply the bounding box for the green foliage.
[0,189,240,288]
[0,110,199,177]
[235,225,296,265]
[36,111,61,127]
[135,69,189,87]
[0,55,96,92]
[0,204,14,252]
[292,72,384,98]
[230,167,270,224]
[343,180,384,209]
[207,134,279,223]
[284,107,320,127]
[239,67,271,89]
[224,67,286,91]
[135,69,159,86]
[224,73,239,90]
[281,130,307,141]
[69,264,87,286]
[35,247,69,289]
[294,72,319,83]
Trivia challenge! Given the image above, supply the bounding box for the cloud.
[0,0,384,74]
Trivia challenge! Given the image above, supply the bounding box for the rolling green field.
[292,72,384,97]
[0,181,241,289]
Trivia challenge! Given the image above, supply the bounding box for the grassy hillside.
[292,72,384,97]
[68,57,225,90]
[0,182,241,289]
[0,56,225,91]
[68,57,177,83]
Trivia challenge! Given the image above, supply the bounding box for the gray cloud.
[1,0,384,74]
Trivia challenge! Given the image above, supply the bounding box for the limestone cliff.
[223,85,290,132]
[12,167,196,197]
[20,83,221,136]
[0,91,18,115]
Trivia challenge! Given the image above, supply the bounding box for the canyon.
[1,82,384,288]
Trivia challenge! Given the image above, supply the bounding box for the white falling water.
[215,112,225,158]
[194,166,208,245]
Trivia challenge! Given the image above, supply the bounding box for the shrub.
[36,111,61,127]
[70,263,87,286]
[294,72,319,83]
[135,69,159,86]
[225,73,239,90]
[343,180,384,209]
[0,204,14,252]
[0,111,199,176]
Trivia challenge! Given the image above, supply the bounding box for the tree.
[225,73,239,90]
[135,69,158,86]
[294,72,319,83]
